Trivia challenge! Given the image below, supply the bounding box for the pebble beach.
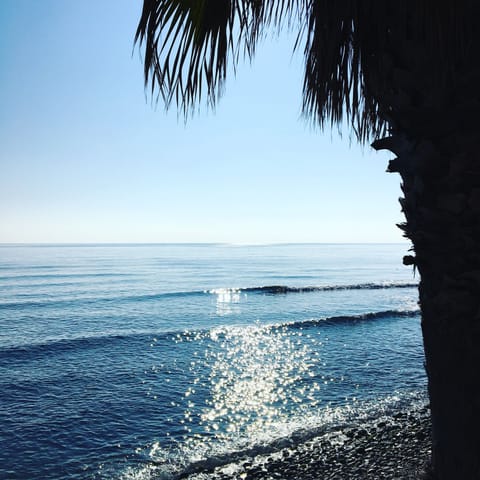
[186,406,431,480]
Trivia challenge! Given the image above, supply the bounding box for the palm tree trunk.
[373,113,480,478]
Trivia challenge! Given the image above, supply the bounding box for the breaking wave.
[0,308,420,361]
[0,282,418,310]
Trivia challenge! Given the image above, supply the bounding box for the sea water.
[0,244,426,479]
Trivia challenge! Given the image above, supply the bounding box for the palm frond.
[135,0,478,142]
[135,0,305,112]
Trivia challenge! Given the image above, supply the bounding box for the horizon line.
[0,241,409,247]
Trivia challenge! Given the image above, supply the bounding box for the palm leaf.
[135,1,305,107]
[135,0,476,141]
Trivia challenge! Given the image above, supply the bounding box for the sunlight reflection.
[209,288,242,316]
[195,324,321,443]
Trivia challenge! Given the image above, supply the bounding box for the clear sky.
[0,1,406,244]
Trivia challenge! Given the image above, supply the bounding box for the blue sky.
[0,1,405,244]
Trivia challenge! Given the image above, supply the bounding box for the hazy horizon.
[0,241,408,246]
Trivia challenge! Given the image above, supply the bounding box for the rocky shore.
[186,406,431,480]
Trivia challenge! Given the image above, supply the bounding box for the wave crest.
[0,308,420,360]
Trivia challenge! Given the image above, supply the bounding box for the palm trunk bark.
[373,94,480,478]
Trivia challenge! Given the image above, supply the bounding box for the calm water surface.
[0,244,425,479]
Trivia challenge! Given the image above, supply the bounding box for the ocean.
[0,243,427,479]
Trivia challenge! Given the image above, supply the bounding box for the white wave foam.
[121,391,427,480]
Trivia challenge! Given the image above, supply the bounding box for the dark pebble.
[186,406,431,480]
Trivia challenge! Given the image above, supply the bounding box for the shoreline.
[186,406,431,480]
